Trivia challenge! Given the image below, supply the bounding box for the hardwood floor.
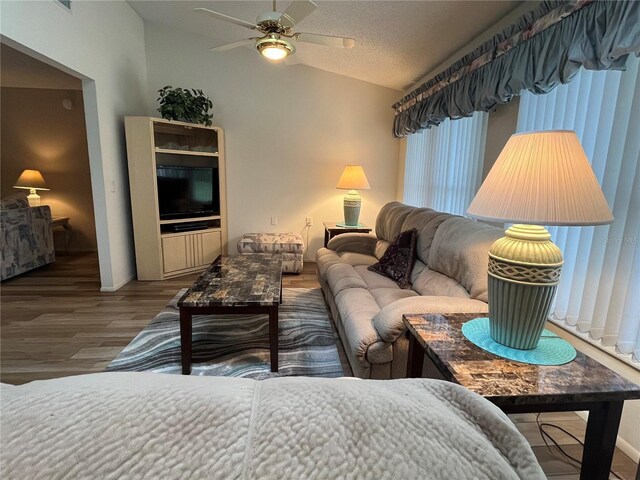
[0,253,319,384]
[1,253,637,479]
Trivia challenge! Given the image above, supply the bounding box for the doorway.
[0,43,99,270]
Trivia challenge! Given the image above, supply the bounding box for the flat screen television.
[156,165,219,220]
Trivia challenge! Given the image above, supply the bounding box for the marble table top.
[178,254,282,308]
[404,312,640,406]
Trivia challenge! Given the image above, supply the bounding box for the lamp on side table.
[467,130,613,350]
[336,165,370,227]
[13,169,49,207]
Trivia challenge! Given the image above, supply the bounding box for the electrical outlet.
[271,216,278,225]
[305,216,313,226]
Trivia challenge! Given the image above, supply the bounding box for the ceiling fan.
[195,0,355,62]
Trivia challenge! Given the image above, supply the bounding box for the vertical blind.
[403,112,488,215]
[517,55,640,365]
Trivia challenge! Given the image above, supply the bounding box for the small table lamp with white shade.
[336,165,370,227]
[467,130,613,350]
[13,169,49,207]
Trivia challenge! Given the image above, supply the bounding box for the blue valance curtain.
[393,0,640,138]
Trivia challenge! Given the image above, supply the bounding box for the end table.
[323,222,372,248]
[51,217,72,253]
[403,312,640,480]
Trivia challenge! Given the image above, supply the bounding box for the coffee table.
[403,312,640,480]
[177,254,283,375]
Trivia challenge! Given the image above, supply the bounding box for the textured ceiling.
[129,0,523,91]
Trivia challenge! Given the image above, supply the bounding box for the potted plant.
[157,86,214,126]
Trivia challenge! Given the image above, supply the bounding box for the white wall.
[0,0,148,290]
[143,24,401,256]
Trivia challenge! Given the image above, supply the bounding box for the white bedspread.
[0,373,544,479]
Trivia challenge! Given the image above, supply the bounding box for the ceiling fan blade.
[296,33,355,49]
[279,0,317,28]
[194,8,257,30]
[210,38,258,52]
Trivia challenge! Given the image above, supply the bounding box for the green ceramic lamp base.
[488,224,564,350]
[343,190,362,227]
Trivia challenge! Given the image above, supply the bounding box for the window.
[402,112,488,215]
[517,55,640,365]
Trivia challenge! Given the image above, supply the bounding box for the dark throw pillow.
[368,229,418,288]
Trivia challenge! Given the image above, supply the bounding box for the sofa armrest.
[372,296,488,343]
[1,205,55,281]
[326,233,377,255]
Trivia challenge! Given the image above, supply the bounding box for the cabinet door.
[162,236,189,273]
[199,231,221,266]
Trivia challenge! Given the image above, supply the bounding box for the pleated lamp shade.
[13,169,49,191]
[467,130,612,226]
[336,165,370,190]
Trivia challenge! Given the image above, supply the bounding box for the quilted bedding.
[0,373,544,479]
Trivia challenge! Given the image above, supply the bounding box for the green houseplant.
[157,86,214,126]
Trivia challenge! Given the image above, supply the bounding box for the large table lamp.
[13,169,49,207]
[336,165,370,227]
[467,130,613,350]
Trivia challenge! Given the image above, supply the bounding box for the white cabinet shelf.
[158,216,221,225]
[125,116,228,280]
[154,148,219,157]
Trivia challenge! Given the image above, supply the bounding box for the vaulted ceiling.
[129,0,525,91]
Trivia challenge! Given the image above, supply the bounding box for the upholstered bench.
[237,232,304,273]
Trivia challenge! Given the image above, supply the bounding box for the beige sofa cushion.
[326,263,367,295]
[374,240,389,260]
[354,265,399,290]
[316,248,343,279]
[316,248,377,281]
[428,217,503,302]
[372,296,488,343]
[370,287,419,309]
[374,202,415,243]
[326,233,377,255]
[400,208,454,265]
[412,268,470,298]
[339,252,378,267]
[335,288,383,368]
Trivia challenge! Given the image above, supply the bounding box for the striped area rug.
[106,288,344,379]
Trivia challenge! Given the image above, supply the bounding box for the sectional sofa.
[316,201,503,379]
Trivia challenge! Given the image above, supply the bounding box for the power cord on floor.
[535,413,623,479]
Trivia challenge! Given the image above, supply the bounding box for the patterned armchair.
[1,196,55,281]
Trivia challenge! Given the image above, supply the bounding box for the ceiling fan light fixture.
[256,35,295,61]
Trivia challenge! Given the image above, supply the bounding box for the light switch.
[271,216,278,225]
[110,180,116,192]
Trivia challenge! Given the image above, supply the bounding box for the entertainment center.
[124,117,227,280]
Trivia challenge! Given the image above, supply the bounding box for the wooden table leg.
[406,332,425,378]
[580,401,623,480]
[180,308,192,375]
[62,223,72,254]
[269,305,279,372]
[324,229,329,248]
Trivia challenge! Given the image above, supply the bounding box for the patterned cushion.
[237,233,305,273]
[0,195,29,210]
[237,233,305,254]
[367,229,418,289]
[281,253,304,274]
